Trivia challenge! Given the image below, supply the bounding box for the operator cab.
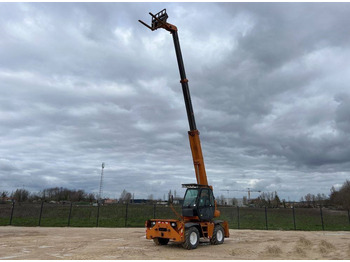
[182,184,215,221]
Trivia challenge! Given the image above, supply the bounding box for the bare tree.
[330,180,350,209]
[28,192,42,202]
[12,189,30,202]
[252,191,281,208]
[231,197,238,206]
[125,192,132,203]
[304,193,313,207]
[87,193,96,203]
[219,194,225,205]
[119,189,132,204]
[272,191,281,208]
[242,196,248,206]
[1,191,9,203]
[168,190,172,203]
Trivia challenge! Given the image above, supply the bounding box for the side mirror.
[169,194,174,204]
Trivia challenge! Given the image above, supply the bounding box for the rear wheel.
[153,238,169,245]
[210,224,224,245]
[182,227,199,250]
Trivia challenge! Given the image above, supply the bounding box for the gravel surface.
[0,226,350,260]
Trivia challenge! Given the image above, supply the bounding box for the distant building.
[0,196,12,203]
[156,200,168,205]
[220,198,244,207]
[104,198,118,204]
[236,198,244,207]
[133,199,148,204]
[173,197,184,205]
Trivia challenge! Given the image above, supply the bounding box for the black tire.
[182,227,200,250]
[153,238,169,245]
[210,224,225,245]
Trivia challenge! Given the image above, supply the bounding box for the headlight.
[171,222,176,227]
[150,221,156,228]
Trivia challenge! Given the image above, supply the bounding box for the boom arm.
[139,9,208,186]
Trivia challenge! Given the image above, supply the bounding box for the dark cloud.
[1,3,350,200]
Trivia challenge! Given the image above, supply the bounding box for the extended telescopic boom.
[139,9,196,131]
[139,9,208,185]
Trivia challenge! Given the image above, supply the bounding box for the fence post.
[348,209,350,225]
[237,206,240,229]
[153,204,156,219]
[96,203,100,227]
[232,206,235,225]
[320,206,324,231]
[9,202,15,225]
[38,201,44,226]
[125,203,128,227]
[265,207,268,230]
[292,206,296,230]
[67,203,73,226]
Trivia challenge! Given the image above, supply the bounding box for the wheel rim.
[217,229,223,242]
[190,231,197,245]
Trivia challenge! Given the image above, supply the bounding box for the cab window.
[183,189,199,207]
[209,190,214,206]
[199,189,210,207]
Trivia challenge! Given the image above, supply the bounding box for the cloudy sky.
[1,2,350,201]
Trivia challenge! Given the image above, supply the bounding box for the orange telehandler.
[139,9,229,249]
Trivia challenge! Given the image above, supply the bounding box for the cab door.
[197,188,215,221]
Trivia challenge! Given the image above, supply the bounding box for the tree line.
[1,179,349,209]
[329,180,350,209]
[216,179,350,209]
[1,187,96,203]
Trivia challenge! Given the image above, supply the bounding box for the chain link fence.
[1,202,349,230]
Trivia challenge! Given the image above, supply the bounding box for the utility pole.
[98,162,105,204]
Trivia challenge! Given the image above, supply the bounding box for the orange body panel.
[145,219,230,242]
[214,200,221,218]
[145,219,184,242]
[188,130,208,185]
[222,221,230,237]
[188,130,221,218]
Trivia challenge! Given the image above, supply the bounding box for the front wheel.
[210,224,224,245]
[153,238,169,245]
[182,227,199,250]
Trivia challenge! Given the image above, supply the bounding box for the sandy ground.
[0,226,350,260]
